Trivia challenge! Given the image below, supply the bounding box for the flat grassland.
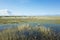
[0,16,60,24]
[0,16,60,40]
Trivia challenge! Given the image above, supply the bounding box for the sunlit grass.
[0,16,60,40]
[0,16,60,24]
[0,24,60,40]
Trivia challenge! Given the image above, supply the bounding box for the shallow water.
[0,22,60,33]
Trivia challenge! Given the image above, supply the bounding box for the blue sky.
[0,0,60,16]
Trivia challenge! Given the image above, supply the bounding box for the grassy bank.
[0,16,60,40]
[0,16,60,24]
[0,24,60,40]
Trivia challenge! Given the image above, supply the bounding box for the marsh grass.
[0,24,60,40]
[0,16,60,24]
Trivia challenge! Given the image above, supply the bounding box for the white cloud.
[0,9,11,16]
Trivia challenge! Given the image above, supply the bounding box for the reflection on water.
[0,22,60,33]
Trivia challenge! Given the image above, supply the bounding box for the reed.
[0,24,60,40]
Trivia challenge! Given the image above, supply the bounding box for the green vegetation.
[0,16,60,40]
[0,24,60,40]
[0,16,60,24]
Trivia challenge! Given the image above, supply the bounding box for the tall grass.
[0,24,60,40]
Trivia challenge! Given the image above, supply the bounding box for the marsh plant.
[0,24,60,40]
